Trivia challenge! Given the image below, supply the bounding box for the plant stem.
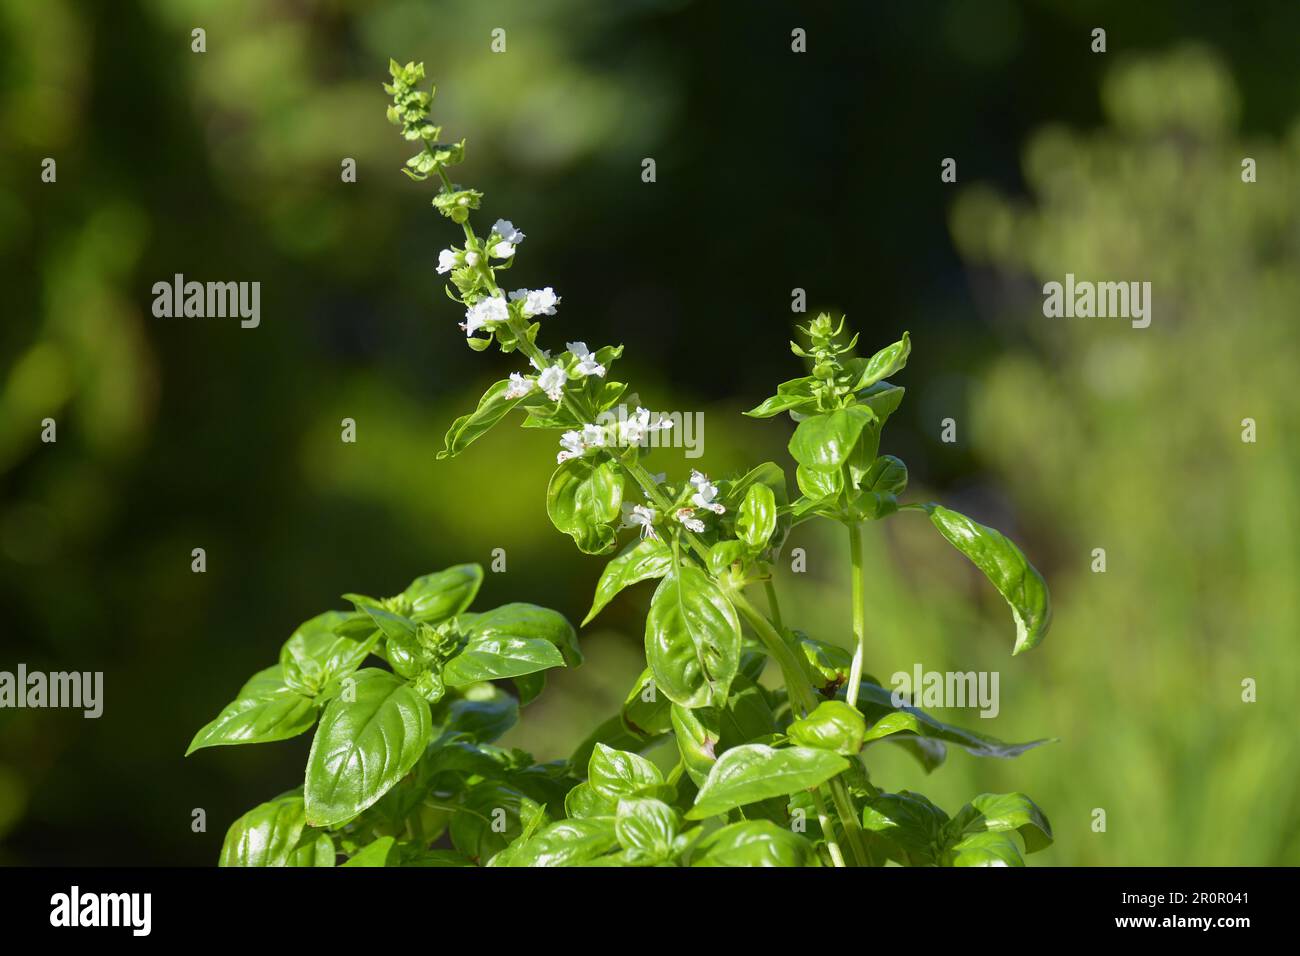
[810,790,846,868]
[763,578,783,629]
[846,522,867,709]
[727,588,871,867]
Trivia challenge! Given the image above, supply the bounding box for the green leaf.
[921,504,1052,654]
[279,612,375,696]
[948,792,1053,854]
[861,791,949,866]
[360,605,429,679]
[787,700,866,755]
[450,782,538,862]
[465,602,581,667]
[788,406,875,471]
[691,820,819,867]
[587,742,671,802]
[853,681,1051,758]
[686,744,849,820]
[341,836,396,867]
[857,380,905,425]
[614,797,679,861]
[621,667,672,738]
[443,682,518,743]
[437,380,529,459]
[404,564,483,622]
[846,331,910,391]
[304,668,432,826]
[744,377,817,418]
[442,634,565,686]
[795,633,853,696]
[187,666,317,755]
[583,538,672,625]
[495,819,621,867]
[736,482,778,551]
[943,830,1025,867]
[547,457,624,554]
[219,792,309,867]
[286,831,336,867]
[644,565,742,708]
[670,703,720,787]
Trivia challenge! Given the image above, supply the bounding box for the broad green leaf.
[788,406,875,471]
[644,565,742,708]
[484,804,549,867]
[304,668,432,826]
[442,634,565,685]
[845,331,910,391]
[686,744,849,820]
[465,602,581,666]
[437,380,528,459]
[795,462,843,502]
[361,605,430,679]
[496,819,621,867]
[583,538,672,625]
[691,820,819,867]
[795,633,853,695]
[404,563,483,622]
[279,612,375,696]
[744,377,817,418]
[442,682,518,743]
[787,700,866,755]
[943,830,1024,867]
[670,703,720,787]
[853,681,1051,758]
[587,742,671,802]
[450,782,538,863]
[921,504,1052,654]
[219,792,308,867]
[286,831,335,867]
[857,380,905,425]
[948,792,1053,854]
[861,790,949,866]
[621,667,672,738]
[341,836,395,867]
[859,455,907,496]
[564,781,616,819]
[187,666,317,755]
[614,797,678,860]
[547,457,624,554]
[736,482,777,551]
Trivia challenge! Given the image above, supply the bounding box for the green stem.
[846,522,866,709]
[764,578,783,629]
[728,588,871,867]
[810,790,846,868]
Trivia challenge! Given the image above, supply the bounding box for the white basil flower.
[557,430,586,464]
[465,250,480,267]
[461,294,509,337]
[537,363,569,401]
[689,470,726,514]
[437,248,459,274]
[509,287,561,318]
[504,372,535,400]
[619,407,673,446]
[622,503,658,540]
[566,341,606,378]
[674,508,705,533]
[489,219,525,258]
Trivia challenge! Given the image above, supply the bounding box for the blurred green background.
[2,0,1298,865]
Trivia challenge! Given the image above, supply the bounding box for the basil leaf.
[921,504,1052,654]
[495,819,621,867]
[341,836,396,867]
[587,742,670,802]
[744,376,817,418]
[583,537,672,625]
[187,666,317,755]
[443,634,565,685]
[853,681,1051,758]
[546,457,624,554]
[845,331,910,391]
[686,744,849,820]
[621,667,672,738]
[644,565,742,709]
[286,831,336,867]
[670,703,720,787]
[279,612,375,696]
[443,682,518,743]
[437,379,529,459]
[450,782,539,862]
[786,700,866,755]
[788,406,875,471]
[947,792,1053,854]
[736,482,777,551]
[464,602,581,666]
[857,380,905,425]
[691,820,819,867]
[614,797,678,861]
[219,791,308,867]
[360,605,430,679]
[861,790,950,866]
[304,668,432,826]
[943,830,1025,867]
[404,563,483,622]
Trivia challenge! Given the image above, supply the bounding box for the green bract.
[188,59,1057,868]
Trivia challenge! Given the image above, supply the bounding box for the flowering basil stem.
[187,60,1056,868]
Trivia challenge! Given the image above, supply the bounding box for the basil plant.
[187,59,1055,868]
